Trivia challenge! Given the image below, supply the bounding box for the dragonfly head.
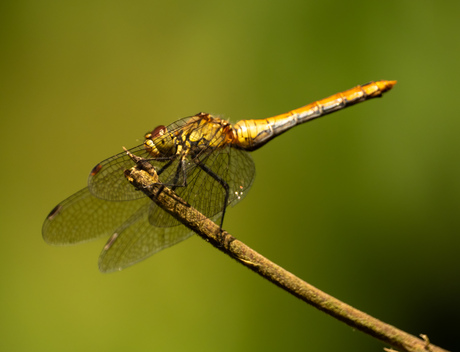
[144,125,176,157]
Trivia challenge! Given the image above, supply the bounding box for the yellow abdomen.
[232,80,396,151]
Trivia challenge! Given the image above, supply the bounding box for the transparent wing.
[42,187,149,245]
[42,187,198,272]
[87,117,192,201]
[44,114,256,272]
[148,146,255,227]
[98,203,195,273]
[87,145,153,201]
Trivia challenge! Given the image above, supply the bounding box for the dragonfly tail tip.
[376,80,397,93]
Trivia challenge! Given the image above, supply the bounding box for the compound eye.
[146,125,166,140]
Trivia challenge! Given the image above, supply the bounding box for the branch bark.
[123,150,449,352]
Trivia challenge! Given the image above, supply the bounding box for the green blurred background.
[1,1,459,351]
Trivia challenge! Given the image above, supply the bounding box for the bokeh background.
[1,1,459,351]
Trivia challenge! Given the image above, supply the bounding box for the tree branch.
[123,150,449,352]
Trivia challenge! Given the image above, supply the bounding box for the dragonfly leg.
[152,157,189,189]
[168,158,188,190]
[156,158,175,177]
[198,163,230,229]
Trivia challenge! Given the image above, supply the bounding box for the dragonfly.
[43,80,396,272]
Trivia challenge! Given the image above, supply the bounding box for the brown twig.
[123,150,449,352]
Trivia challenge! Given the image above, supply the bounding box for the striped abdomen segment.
[231,80,396,151]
